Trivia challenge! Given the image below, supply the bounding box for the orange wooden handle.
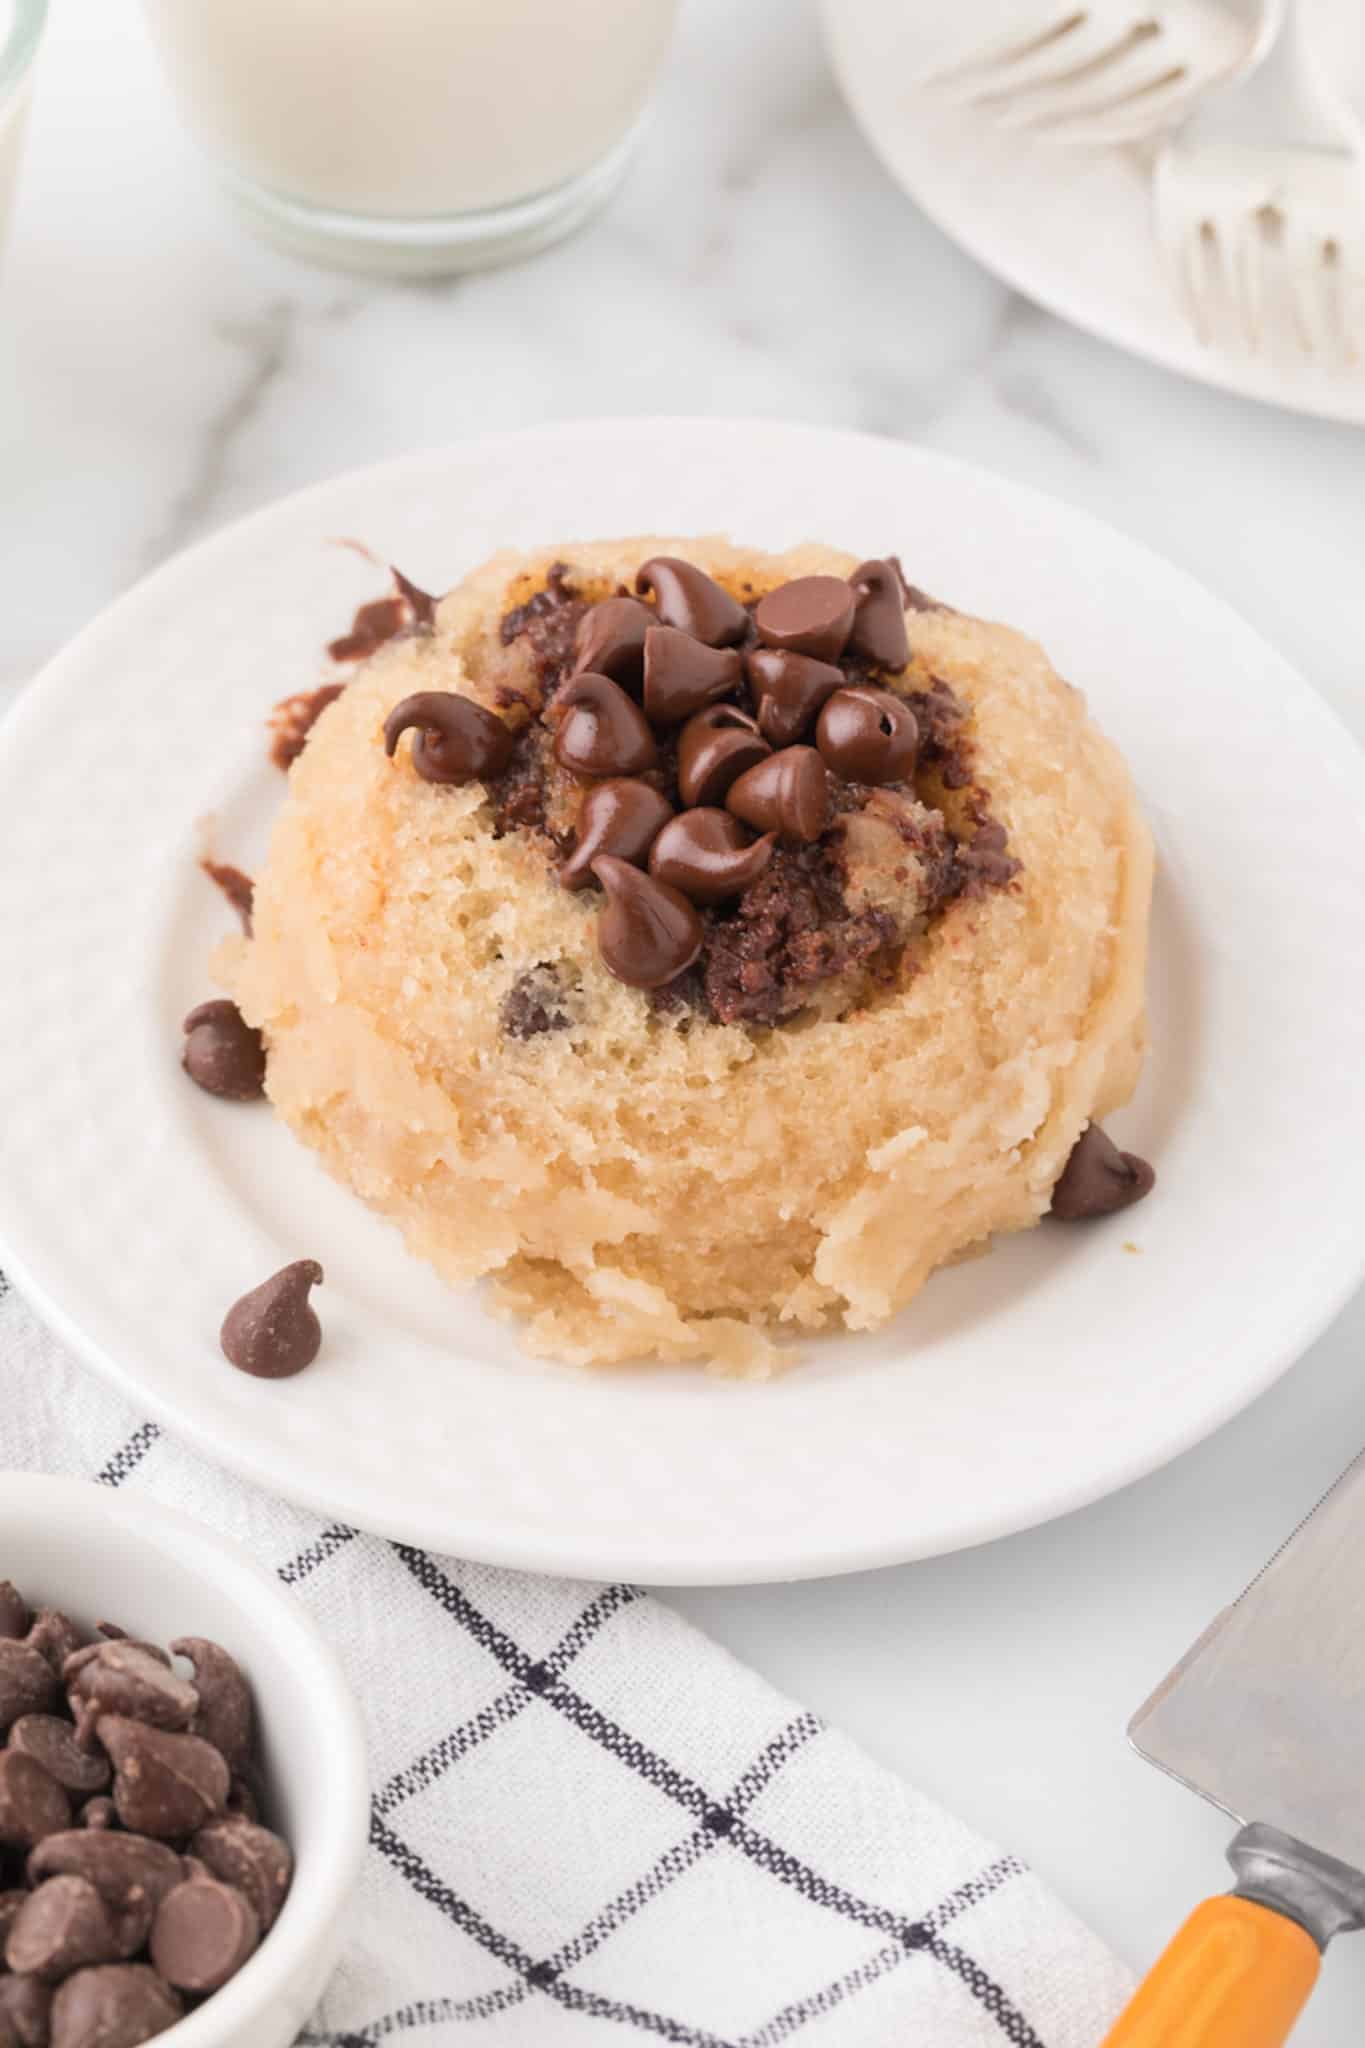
[1100,1896,1319,2048]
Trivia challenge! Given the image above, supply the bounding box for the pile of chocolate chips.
[0,1582,291,2048]
[384,554,1020,1026]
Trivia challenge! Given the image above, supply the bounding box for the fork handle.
[1098,1895,1319,2048]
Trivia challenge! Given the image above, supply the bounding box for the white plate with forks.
[821,0,1365,423]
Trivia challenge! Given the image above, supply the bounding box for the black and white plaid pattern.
[0,1278,1131,2046]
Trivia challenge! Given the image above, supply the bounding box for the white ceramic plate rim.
[820,0,1365,428]
[2,418,1364,1584]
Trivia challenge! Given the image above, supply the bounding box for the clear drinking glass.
[140,0,680,277]
[0,0,45,269]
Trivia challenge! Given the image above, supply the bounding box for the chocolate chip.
[590,857,704,990]
[67,1646,197,1737]
[326,595,406,665]
[219,1261,324,1381]
[552,673,657,778]
[636,559,749,647]
[745,649,844,749]
[0,1588,29,1643]
[0,1753,69,1850]
[958,818,1020,891]
[726,748,831,845]
[648,811,775,907]
[49,1965,182,2048]
[29,1833,184,1919]
[500,967,570,1041]
[754,576,855,662]
[391,566,438,632]
[168,1643,252,1778]
[269,682,346,771]
[558,780,673,892]
[6,1879,123,1983]
[1050,1124,1156,1221]
[198,857,255,936]
[97,1721,227,1842]
[641,627,742,726]
[24,1617,83,1683]
[76,1801,117,1834]
[190,1819,291,1933]
[0,1646,58,1737]
[677,705,769,809]
[8,1722,110,1798]
[571,597,653,688]
[149,1876,258,1994]
[815,687,918,786]
[0,1975,51,2048]
[847,560,910,671]
[180,1001,266,1103]
[383,691,515,785]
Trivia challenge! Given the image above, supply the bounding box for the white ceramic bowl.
[0,1473,367,2047]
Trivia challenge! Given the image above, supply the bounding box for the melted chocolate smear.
[199,860,254,935]
[269,683,346,771]
[501,967,570,1041]
[499,563,586,692]
[326,565,439,662]
[702,844,899,1028]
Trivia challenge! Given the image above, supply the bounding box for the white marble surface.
[4,1,1365,2039]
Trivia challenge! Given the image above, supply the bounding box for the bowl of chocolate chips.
[0,1475,366,2048]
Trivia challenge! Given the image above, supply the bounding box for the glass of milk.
[140,0,680,277]
[0,0,44,271]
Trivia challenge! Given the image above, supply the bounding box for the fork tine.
[918,10,1089,95]
[995,61,1190,139]
[967,18,1163,114]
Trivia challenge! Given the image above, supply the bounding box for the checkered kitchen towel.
[0,1274,1131,2047]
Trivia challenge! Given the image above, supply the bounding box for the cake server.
[1101,1445,1365,2046]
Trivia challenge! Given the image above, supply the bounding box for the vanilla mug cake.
[208,537,1154,1376]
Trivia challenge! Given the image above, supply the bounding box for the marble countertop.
[3,1,1364,2039]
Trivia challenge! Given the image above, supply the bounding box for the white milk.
[141,0,678,222]
[0,0,38,265]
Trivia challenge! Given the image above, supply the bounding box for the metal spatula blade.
[1100,1447,1365,2048]
[1131,1445,1365,1875]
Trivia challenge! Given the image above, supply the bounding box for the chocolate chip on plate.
[590,857,704,990]
[753,575,855,662]
[635,558,749,647]
[558,779,673,892]
[846,559,910,671]
[383,691,515,785]
[1050,1123,1156,1221]
[181,1001,266,1102]
[96,1720,228,1842]
[48,1964,182,2048]
[220,1261,324,1380]
[150,1874,258,1994]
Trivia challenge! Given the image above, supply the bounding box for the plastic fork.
[918,1,1283,148]
[1153,3,1365,361]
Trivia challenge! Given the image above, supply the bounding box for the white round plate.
[2,420,1363,1584]
[821,1,1365,426]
